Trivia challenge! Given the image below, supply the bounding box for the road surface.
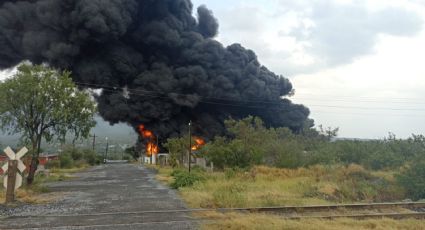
[0,164,196,229]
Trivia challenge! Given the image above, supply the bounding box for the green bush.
[224,168,238,179]
[212,183,247,208]
[61,147,84,161]
[122,154,132,161]
[45,159,60,169]
[397,160,425,201]
[170,170,204,189]
[59,153,74,169]
[82,149,97,165]
[74,159,87,168]
[367,150,404,170]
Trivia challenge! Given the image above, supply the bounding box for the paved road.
[0,164,196,229]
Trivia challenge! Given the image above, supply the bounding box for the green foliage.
[58,147,99,169]
[122,154,132,161]
[164,116,425,201]
[124,146,138,160]
[0,64,96,144]
[45,159,60,169]
[0,64,96,183]
[170,169,205,189]
[302,165,404,202]
[397,160,425,200]
[67,147,83,161]
[212,183,247,208]
[82,149,97,165]
[164,136,190,167]
[199,116,425,173]
[59,153,74,169]
[61,146,98,166]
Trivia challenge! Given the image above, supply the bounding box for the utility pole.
[188,120,192,173]
[92,133,96,151]
[104,137,109,163]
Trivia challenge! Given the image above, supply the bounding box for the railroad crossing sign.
[2,147,28,191]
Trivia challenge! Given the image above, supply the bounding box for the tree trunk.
[27,135,41,185]
[27,156,39,185]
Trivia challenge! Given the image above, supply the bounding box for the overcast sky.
[191,0,425,138]
[1,0,424,139]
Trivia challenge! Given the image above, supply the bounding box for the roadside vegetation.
[1,146,101,205]
[164,116,425,203]
[200,212,425,230]
[160,116,425,229]
[0,64,96,185]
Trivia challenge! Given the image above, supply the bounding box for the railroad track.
[2,202,425,219]
[2,202,425,229]
[219,201,425,213]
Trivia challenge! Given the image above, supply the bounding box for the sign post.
[2,147,28,203]
[5,160,17,203]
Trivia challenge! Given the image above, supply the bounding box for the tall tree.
[0,64,96,184]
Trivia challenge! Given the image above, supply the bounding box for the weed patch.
[170,169,205,189]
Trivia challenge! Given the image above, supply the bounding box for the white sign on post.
[2,147,28,190]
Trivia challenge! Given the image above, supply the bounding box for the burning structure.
[0,0,310,147]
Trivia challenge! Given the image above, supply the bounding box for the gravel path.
[0,164,196,229]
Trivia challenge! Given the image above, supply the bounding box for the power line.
[75,82,286,105]
[295,93,425,101]
[310,110,425,118]
[74,82,425,112]
[77,81,425,105]
[293,97,425,105]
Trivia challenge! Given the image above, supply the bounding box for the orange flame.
[191,137,206,151]
[146,143,159,156]
[138,124,159,156]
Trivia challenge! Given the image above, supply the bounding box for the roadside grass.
[199,212,425,230]
[156,164,404,209]
[0,165,88,205]
[153,164,421,230]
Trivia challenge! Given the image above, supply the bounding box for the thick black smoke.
[0,0,310,139]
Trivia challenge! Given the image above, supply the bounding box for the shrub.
[122,154,132,161]
[61,146,84,161]
[397,160,425,200]
[224,168,238,179]
[82,149,97,165]
[45,159,60,169]
[59,153,74,169]
[74,159,87,168]
[170,170,204,189]
[367,150,404,170]
[212,183,247,208]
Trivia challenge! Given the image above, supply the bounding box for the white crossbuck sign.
[2,147,28,190]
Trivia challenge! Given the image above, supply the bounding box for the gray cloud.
[283,1,423,67]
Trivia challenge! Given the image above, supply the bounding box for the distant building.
[0,153,58,175]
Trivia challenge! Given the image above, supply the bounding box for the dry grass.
[156,166,331,208]
[199,212,425,230]
[153,165,420,229]
[0,166,87,204]
[0,185,63,205]
[154,167,174,184]
[156,165,404,209]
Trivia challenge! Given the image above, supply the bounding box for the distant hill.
[0,116,137,150]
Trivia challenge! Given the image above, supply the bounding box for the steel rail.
[1,202,425,219]
[284,212,425,220]
[2,212,425,230]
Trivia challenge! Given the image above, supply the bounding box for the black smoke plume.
[0,0,310,139]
